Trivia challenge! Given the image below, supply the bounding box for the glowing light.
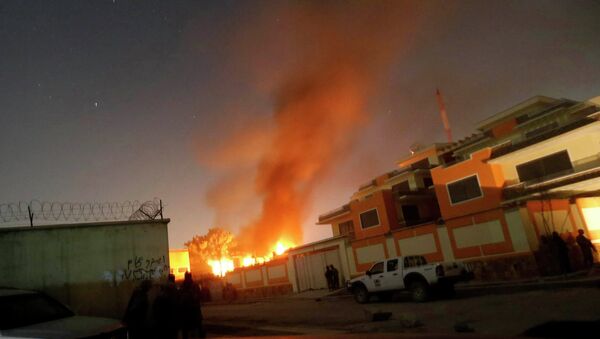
[582,207,600,231]
[205,240,295,276]
[208,258,234,277]
[273,240,294,256]
[275,242,286,255]
[242,256,256,267]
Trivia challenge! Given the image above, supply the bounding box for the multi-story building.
[227,94,600,293]
[312,94,600,284]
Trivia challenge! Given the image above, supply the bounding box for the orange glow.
[206,239,295,277]
[273,240,294,256]
[242,256,256,267]
[208,258,234,277]
[168,249,191,281]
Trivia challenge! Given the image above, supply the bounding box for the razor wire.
[0,198,163,225]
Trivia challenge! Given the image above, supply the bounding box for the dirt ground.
[202,287,600,337]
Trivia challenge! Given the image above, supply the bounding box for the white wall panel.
[268,264,286,279]
[398,233,436,256]
[355,244,385,264]
[454,219,504,248]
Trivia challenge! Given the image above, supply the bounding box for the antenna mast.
[436,88,453,143]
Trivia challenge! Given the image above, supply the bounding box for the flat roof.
[476,95,559,131]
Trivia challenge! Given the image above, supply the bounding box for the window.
[369,262,384,274]
[178,267,187,273]
[423,177,434,188]
[447,175,483,204]
[359,209,380,229]
[401,205,421,225]
[516,150,573,183]
[392,181,410,194]
[338,220,355,239]
[403,256,427,268]
[411,158,430,169]
[387,259,398,272]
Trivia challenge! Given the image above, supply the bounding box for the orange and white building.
[227,94,600,293]
[309,94,600,287]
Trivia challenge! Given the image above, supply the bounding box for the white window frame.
[446,174,484,205]
[359,208,381,229]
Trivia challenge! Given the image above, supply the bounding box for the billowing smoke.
[200,2,414,255]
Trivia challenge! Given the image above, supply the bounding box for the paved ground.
[202,285,600,337]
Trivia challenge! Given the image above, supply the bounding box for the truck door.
[382,258,404,290]
[366,261,385,292]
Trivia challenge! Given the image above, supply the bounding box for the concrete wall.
[0,219,170,318]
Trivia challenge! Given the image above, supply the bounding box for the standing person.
[324,266,332,291]
[153,274,179,339]
[331,265,339,290]
[123,280,152,339]
[179,272,205,338]
[576,229,597,268]
[552,231,571,274]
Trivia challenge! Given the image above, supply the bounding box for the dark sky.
[2,0,600,248]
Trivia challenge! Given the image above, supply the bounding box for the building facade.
[315,95,600,282]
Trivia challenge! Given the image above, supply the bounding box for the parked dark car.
[0,288,126,338]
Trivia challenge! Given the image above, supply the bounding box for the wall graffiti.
[120,255,169,281]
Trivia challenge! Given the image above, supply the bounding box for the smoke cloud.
[199,2,414,255]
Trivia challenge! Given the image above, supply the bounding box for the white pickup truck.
[347,255,473,303]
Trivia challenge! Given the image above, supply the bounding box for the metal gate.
[294,247,343,291]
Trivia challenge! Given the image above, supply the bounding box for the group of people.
[541,229,597,275]
[324,265,339,291]
[123,272,205,339]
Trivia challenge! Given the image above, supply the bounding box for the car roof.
[0,288,38,297]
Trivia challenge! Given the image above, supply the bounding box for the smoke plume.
[200,2,414,255]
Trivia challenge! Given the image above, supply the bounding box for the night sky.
[2,0,600,249]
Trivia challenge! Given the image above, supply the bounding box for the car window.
[370,261,384,274]
[386,259,398,272]
[0,293,74,330]
[404,256,428,268]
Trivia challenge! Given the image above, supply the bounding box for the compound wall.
[0,219,170,318]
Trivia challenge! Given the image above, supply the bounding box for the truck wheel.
[353,285,370,304]
[410,280,430,302]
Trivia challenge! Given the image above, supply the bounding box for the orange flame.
[207,258,234,277]
[207,239,295,277]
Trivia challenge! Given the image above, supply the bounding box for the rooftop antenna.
[436,88,453,143]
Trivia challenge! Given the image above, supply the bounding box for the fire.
[207,258,234,277]
[242,256,256,267]
[206,240,295,277]
[273,240,293,256]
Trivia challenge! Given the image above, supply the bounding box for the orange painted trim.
[431,148,505,221]
[243,268,265,288]
[447,216,482,259]
[391,224,444,262]
[266,263,289,285]
[351,236,389,273]
[446,209,513,259]
[473,209,514,256]
[526,200,576,237]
